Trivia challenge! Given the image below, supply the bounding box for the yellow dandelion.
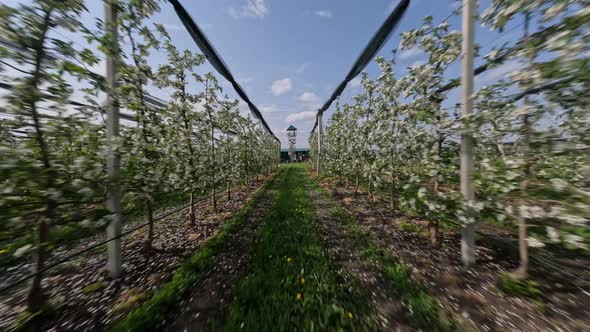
[287,257,292,263]
[301,277,305,284]
[296,293,302,300]
[347,312,353,319]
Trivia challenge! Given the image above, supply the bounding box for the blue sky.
[143,0,527,148]
[2,0,532,148]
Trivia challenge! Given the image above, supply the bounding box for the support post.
[460,0,476,265]
[105,0,122,278]
[316,112,323,175]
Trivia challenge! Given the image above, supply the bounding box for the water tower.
[286,125,297,162]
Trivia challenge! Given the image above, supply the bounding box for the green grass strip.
[309,176,457,332]
[221,164,371,331]
[112,170,281,332]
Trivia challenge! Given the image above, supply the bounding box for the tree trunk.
[227,181,231,201]
[431,117,443,248]
[511,11,534,281]
[390,184,395,211]
[368,174,373,201]
[145,198,154,250]
[212,186,217,214]
[510,213,529,280]
[189,192,196,226]
[429,221,440,248]
[461,223,476,265]
[355,171,360,194]
[26,7,54,314]
[27,217,49,313]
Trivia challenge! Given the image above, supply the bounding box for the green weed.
[499,273,543,299]
[222,165,370,331]
[111,172,280,332]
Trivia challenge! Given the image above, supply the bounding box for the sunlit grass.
[222,164,371,331]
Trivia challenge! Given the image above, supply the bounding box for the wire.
[439,0,471,26]
[310,0,411,134]
[168,0,280,143]
[0,183,251,294]
[370,194,590,285]
[478,11,541,55]
[49,27,107,62]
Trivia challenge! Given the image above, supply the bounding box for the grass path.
[112,171,281,332]
[164,170,284,331]
[116,164,455,331]
[220,164,455,331]
[221,164,368,331]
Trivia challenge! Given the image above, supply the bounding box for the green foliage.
[407,291,447,329]
[499,273,543,299]
[309,169,456,331]
[112,171,280,332]
[0,0,280,318]
[382,264,412,291]
[81,281,105,294]
[12,305,55,332]
[314,0,590,259]
[0,190,190,267]
[399,220,419,233]
[223,165,366,331]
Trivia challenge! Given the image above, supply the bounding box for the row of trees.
[312,0,589,279]
[0,0,278,312]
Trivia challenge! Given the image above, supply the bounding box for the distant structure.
[280,148,310,163]
[286,125,297,162]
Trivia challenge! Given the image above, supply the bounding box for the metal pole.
[316,112,323,174]
[105,0,122,278]
[460,0,476,265]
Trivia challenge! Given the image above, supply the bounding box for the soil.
[165,173,281,331]
[306,183,415,331]
[314,173,590,332]
[0,176,273,332]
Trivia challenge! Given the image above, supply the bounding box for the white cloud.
[399,47,423,60]
[161,23,213,33]
[314,10,333,18]
[229,0,269,19]
[298,91,320,103]
[297,91,321,111]
[350,77,362,88]
[271,78,293,96]
[286,111,316,123]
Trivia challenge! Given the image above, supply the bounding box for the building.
[280,148,310,163]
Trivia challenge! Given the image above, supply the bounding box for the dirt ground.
[4,168,588,332]
[307,183,416,331]
[165,173,281,331]
[0,176,272,332]
[315,174,590,332]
